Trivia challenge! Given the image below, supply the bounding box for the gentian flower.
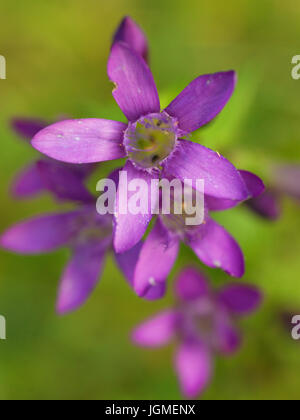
[116,170,264,299]
[245,164,300,220]
[0,170,163,313]
[11,117,95,202]
[132,267,262,398]
[31,18,258,254]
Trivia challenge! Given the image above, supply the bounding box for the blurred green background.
[1,0,300,400]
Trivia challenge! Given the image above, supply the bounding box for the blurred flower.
[10,117,95,202]
[115,171,264,300]
[31,17,261,255]
[0,170,159,314]
[132,267,262,398]
[245,164,300,220]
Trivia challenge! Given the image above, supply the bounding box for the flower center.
[124,112,178,170]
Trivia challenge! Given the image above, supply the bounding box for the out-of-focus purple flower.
[0,170,163,313]
[10,117,95,201]
[112,16,149,63]
[31,18,263,254]
[124,171,264,300]
[132,267,262,398]
[246,164,300,220]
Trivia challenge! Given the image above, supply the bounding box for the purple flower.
[132,267,262,398]
[117,170,264,299]
[31,19,258,253]
[245,164,300,220]
[10,117,95,202]
[0,169,164,313]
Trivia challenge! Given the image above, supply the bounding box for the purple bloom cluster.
[0,16,271,398]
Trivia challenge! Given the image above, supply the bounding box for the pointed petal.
[187,218,245,278]
[11,118,47,140]
[114,243,166,300]
[246,190,281,220]
[113,16,149,63]
[175,267,210,302]
[175,340,212,398]
[132,310,179,347]
[32,119,127,164]
[165,71,236,133]
[133,219,179,297]
[107,42,160,122]
[163,140,248,200]
[239,170,265,198]
[11,162,45,198]
[56,242,107,314]
[113,160,157,253]
[37,160,94,203]
[0,211,82,254]
[206,170,265,211]
[218,283,263,315]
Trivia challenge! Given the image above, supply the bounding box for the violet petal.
[113,160,158,254]
[165,71,236,133]
[112,16,149,63]
[187,218,245,278]
[175,267,210,302]
[11,162,45,198]
[11,118,47,140]
[174,339,212,398]
[132,310,179,347]
[32,119,127,164]
[0,211,82,254]
[163,140,248,201]
[133,219,179,298]
[114,243,166,300]
[107,42,160,122]
[56,242,108,314]
[218,283,262,315]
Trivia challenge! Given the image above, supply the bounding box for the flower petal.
[174,339,212,398]
[132,310,179,347]
[114,243,166,300]
[206,170,265,211]
[37,160,94,203]
[11,118,47,140]
[239,170,265,198]
[175,267,210,302]
[112,16,149,63]
[246,190,281,220]
[165,71,236,133]
[134,219,179,297]
[11,162,45,198]
[163,140,248,201]
[56,242,108,314]
[113,160,157,253]
[107,42,160,122]
[215,316,241,354]
[32,119,127,164]
[218,283,263,315]
[187,218,245,278]
[0,211,82,254]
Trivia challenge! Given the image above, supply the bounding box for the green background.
[1,0,300,400]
